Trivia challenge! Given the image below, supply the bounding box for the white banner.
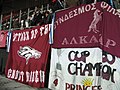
[48,48,120,90]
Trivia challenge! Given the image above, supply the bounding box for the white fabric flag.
[6,31,12,52]
[48,48,120,90]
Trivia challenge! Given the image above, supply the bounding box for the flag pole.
[19,10,22,23]
[58,0,64,8]
[27,8,30,18]
[47,4,49,11]
[0,14,3,30]
[7,12,12,52]
[9,12,12,31]
[110,0,114,7]
[26,8,30,28]
[63,0,66,8]
[94,0,97,4]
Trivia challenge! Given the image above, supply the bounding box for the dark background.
[0,0,51,15]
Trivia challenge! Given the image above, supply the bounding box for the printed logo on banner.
[18,46,42,64]
[81,78,94,87]
[88,9,103,33]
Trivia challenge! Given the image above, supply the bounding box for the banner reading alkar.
[5,24,50,88]
[52,1,120,58]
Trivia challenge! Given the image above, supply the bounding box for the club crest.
[88,9,103,33]
[18,46,42,64]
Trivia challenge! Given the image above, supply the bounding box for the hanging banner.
[52,1,120,58]
[5,24,50,88]
[101,4,120,59]
[52,2,103,48]
[48,48,120,90]
[0,30,7,48]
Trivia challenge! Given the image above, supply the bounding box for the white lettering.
[61,35,116,49]
[44,24,49,35]
[62,38,70,45]
[91,3,96,10]
[13,31,29,42]
[78,6,85,14]
[101,2,108,9]
[85,4,91,12]
[64,14,69,21]
[40,70,45,83]
[59,16,64,24]
[73,9,78,17]
[31,29,38,39]
[69,11,73,18]
[70,37,78,44]
[7,68,12,78]
[7,69,45,83]
[35,70,39,83]
[105,39,116,48]
[79,36,88,44]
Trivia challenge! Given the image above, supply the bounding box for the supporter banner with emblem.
[48,48,120,90]
[5,24,50,88]
[52,1,120,58]
[0,30,7,48]
[52,2,103,48]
